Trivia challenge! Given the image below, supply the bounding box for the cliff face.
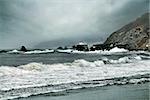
[104,13,150,50]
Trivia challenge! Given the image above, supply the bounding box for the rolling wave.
[0,56,150,99]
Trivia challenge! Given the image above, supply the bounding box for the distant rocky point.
[104,13,150,51]
[1,13,149,52]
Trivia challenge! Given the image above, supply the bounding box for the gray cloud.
[0,0,149,49]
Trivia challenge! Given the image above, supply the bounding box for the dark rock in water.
[90,44,113,51]
[0,50,7,53]
[76,45,89,51]
[57,47,63,50]
[20,46,27,52]
[104,13,150,51]
[64,46,68,50]
[73,43,89,51]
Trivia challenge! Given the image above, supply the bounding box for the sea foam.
[57,47,128,54]
[0,57,150,99]
[7,49,54,54]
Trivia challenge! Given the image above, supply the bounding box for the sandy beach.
[17,82,149,100]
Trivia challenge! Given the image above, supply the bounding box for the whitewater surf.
[0,51,150,99]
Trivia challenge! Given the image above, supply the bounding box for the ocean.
[0,49,150,100]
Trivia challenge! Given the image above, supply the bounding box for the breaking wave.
[102,55,142,64]
[3,47,150,56]
[0,56,150,99]
[7,49,54,54]
[6,47,128,54]
[56,47,128,54]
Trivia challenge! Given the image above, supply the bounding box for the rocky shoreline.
[104,13,150,51]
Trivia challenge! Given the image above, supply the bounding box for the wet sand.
[18,82,150,100]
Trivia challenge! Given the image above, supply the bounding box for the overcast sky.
[0,0,149,49]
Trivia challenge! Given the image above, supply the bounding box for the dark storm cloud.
[0,0,149,49]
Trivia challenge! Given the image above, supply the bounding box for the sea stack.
[20,46,27,52]
[104,13,150,51]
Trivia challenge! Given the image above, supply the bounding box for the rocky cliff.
[104,13,150,50]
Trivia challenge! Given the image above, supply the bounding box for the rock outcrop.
[20,46,27,52]
[104,13,150,51]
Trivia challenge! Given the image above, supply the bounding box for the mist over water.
[0,0,149,49]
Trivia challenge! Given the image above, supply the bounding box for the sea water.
[0,49,150,99]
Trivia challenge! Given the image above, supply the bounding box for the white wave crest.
[0,59,150,99]
[102,56,142,64]
[24,49,54,54]
[7,50,22,54]
[108,47,128,52]
[57,47,128,54]
[7,49,54,54]
[19,62,46,71]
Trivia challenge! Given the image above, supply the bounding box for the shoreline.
[17,83,150,100]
